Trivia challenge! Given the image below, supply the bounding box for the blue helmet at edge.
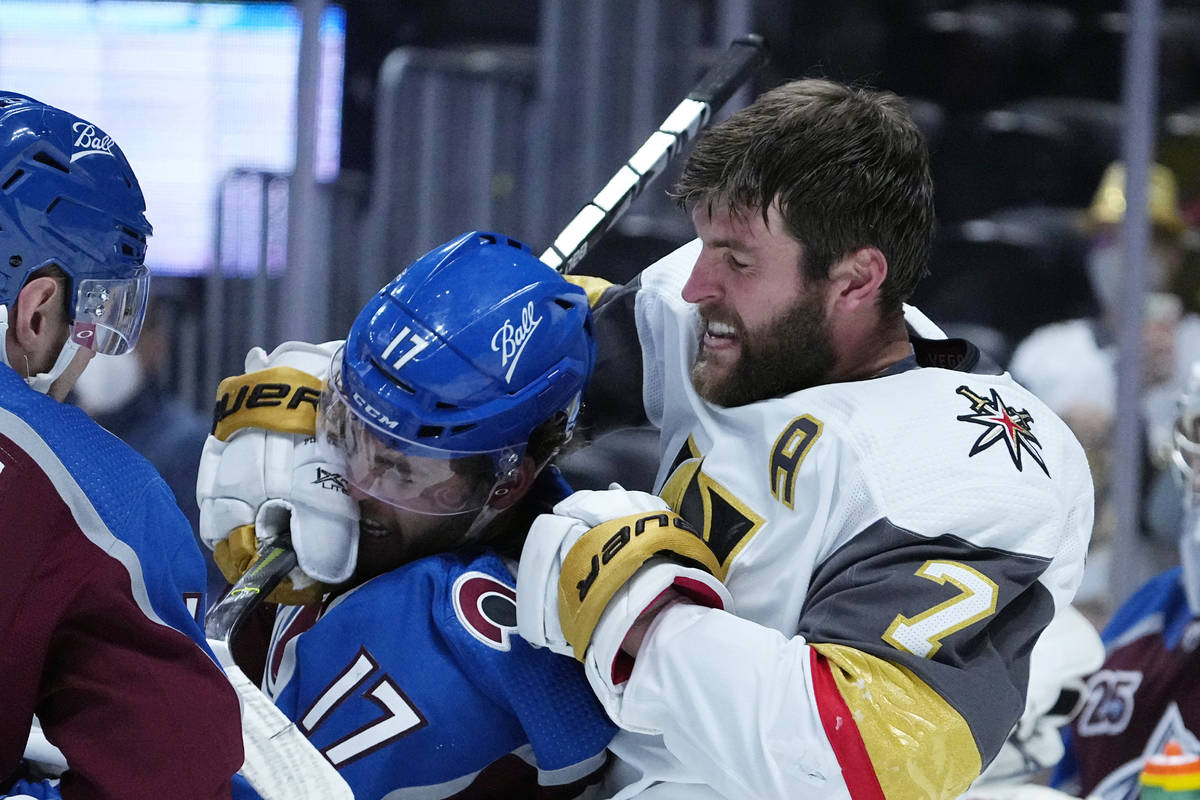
[340,231,596,457]
[0,92,151,313]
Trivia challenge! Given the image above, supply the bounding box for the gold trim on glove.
[563,274,616,308]
[213,524,258,585]
[212,366,324,442]
[558,510,721,660]
[212,523,327,606]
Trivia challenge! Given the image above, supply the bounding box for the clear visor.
[1172,418,1200,496]
[316,355,523,515]
[1182,507,1200,617]
[69,265,150,355]
[1173,417,1200,616]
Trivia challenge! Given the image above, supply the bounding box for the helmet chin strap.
[460,503,503,546]
[0,304,83,394]
[459,450,553,545]
[27,338,81,394]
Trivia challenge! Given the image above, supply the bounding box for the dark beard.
[691,289,835,407]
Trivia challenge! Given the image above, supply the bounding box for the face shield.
[1172,386,1200,616]
[1173,409,1200,491]
[69,265,149,355]
[316,350,524,517]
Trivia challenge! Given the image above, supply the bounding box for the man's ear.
[9,276,64,355]
[488,456,537,511]
[828,246,887,312]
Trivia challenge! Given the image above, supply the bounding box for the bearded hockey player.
[516,77,1095,799]
[197,231,615,799]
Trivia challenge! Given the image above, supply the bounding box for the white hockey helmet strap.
[0,303,82,394]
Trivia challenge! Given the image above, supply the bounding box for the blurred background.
[7,0,1200,615]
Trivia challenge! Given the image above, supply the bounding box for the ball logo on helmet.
[490,301,542,384]
[70,121,116,161]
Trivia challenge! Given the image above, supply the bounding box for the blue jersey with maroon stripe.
[1053,567,1200,799]
[0,365,244,798]
[265,549,616,799]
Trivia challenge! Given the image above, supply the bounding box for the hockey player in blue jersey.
[197,231,616,799]
[0,93,245,798]
[1051,364,1200,800]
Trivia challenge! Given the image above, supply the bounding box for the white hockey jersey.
[596,239,1094,800]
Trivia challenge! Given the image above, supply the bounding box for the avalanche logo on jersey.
[452,571,518,650]
[1089,703,1200,800]
[955,385,1049,476]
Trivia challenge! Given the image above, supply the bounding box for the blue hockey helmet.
[317,231,596,516]
[0,92,152,357]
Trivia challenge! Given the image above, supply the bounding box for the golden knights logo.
[956,385,1049,476]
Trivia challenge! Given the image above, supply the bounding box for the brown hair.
[672,78,935,315]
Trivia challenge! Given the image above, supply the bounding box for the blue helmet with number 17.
[317,231,596,517]
[0,92,152,369]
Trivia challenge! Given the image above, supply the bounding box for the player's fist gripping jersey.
[264,549,615,800]
[593,240,1094,800]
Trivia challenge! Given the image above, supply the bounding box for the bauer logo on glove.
[212,366,324,442]
[558,508,723,658]
[569,511,710,603]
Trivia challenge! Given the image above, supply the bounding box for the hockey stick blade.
[540,34,768,274]
[206,540,354,800]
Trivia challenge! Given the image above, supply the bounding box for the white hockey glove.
[516,485,732,728]
[196,340,359,604]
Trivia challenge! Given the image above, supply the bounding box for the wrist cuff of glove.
[213,524,259,585]
[558,509,721,661]
[583,562,731,733]
[593,560,731,686]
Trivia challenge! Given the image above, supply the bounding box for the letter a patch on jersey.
[955,385,1049,476]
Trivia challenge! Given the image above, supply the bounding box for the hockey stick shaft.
[206,541,297,644]
[206,541,355,800]
[539,34,768,274]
